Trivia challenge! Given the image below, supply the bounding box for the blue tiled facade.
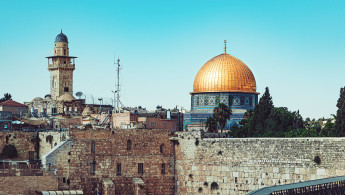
[183,92,258,130]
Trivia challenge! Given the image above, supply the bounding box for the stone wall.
[47,128,176,195]
[0,175,58,194]
[175,131,345,194]
[39,130,70,158]
[0,131,36,160]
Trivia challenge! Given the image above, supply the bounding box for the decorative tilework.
[204,96,209,105]
[209,96,215,106]
[221,96,228,106]
[233,97,240,106]
[245,97,250,105]
[216,96,220,105]
[200,96,204,105]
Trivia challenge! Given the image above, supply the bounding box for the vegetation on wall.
[2,144,18,159]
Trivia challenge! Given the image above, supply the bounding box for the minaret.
[46,30,77,100]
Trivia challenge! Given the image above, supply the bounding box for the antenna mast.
[114,56,122,112]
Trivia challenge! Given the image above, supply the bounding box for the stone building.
[43,128,176,194]
[47,30,77,100]
[0,99,28,117]
[184,42,259,130]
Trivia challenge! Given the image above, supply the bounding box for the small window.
[160,144,164,153]
[163,122,167,126]
[116,164,121,176]
[161,163,166,174]
[127,140,132,151]
[151,121,155,126]
[138,163,143,174]
[29,151,35,161]
[91,141,95,153]
[64,61,66,64]
[63,177,66,183]
[64,87,69,92]
[90,161,95,175]
[64,49,66,55]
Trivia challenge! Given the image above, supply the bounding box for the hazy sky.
[1,0,344,119]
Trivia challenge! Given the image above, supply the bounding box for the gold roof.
[192,53,257,94]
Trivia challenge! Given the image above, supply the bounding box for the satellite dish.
[75,92,83,99]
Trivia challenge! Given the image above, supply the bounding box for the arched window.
[127,140,132,151]
[160,144,164,153]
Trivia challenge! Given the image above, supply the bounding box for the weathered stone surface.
[175,131,345,195]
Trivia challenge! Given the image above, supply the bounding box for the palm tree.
[213,103,232,133]
[205,116,217,133]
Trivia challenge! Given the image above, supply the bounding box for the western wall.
[174,131,345,194]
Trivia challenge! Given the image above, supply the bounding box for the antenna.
[113,55,122,113]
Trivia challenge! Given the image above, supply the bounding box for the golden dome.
[192,53,257,94]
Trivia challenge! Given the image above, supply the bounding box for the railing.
[248,176,345,195]
[48,64,75,69]
[0,161,43,176]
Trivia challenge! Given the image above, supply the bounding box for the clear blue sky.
[1,0,344,119]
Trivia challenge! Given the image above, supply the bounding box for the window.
[163,122,167,126]
[64,49,66,55]
[90,161,95,175]
[127,140,132,151]
[138,163,143,174]
[160,144,164,153]
[91,141,95,153]
[116,164,121,176]
[64,87,69,92]
[151,121,155,126]
[63,177,66,183]
[161,163,166,174]
[29,151,35,161]
[64,61,66,64]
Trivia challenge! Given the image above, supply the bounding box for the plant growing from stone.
[2,144,18,159]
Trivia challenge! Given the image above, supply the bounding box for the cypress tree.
[250,87,274,136]
[335,87,345,136]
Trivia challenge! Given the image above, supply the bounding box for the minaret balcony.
[48,63,75,70]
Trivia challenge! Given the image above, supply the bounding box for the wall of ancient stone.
[46,128,176,195]
[175,131,345,195]
[39,130,70,158]
[0,175,58,194]
[0,131,37,160]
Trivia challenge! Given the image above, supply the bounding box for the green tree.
[205,116,217,133]
[250,87,274,136]
[335,87,345,136]
[0,93,12,103]
[213,103,232,133]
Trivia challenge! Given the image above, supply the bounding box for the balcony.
[48,63,75,70]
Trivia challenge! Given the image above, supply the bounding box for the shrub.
[198,187,203,192]
[203,182,208,186]
[218,151,222,155]
[211,182,219,190]
[195,139,199,146]
[2,144,18,159]
[189,174,193,178]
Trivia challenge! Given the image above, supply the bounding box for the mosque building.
[183,41,259,130]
